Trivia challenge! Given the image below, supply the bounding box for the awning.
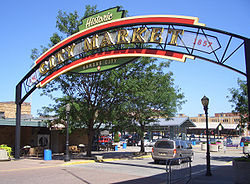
[150,117,196,127]
[189,122,238,130]
[221,123,238,130]
[189,122,220,129]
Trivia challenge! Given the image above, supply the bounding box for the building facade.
[0,101,31,119]
[188,112,242,136]
[189,112,240,125]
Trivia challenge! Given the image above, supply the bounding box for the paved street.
[0,146,244,184]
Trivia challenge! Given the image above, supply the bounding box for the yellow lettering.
[84,35,99,52]
[117,29,130,44]
[55,49,66,64]
[131,27,147,43]
[49,56,56,69]
[39,61,49,74]
[100,32,114,48]
[65,43,76,58]
[149,27,164,43]
[168,29,184,45]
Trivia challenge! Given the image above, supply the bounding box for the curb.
[62,160,95,166]
[62,154,152,165]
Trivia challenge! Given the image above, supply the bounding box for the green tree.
[32,5,185,156]
[228,79,250,131]
[119,57,185,152]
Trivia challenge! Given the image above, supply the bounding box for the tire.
[176,158,182,165]
[190,154,194,162]
[166,159,170,165]
[154,159,159,164]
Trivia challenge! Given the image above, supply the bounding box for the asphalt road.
[0,147,243,184]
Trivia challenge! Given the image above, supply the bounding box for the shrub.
[244,142,250,146]
[234,156,250,162]
[114,132,120,143]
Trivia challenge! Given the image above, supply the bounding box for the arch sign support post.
[15,7,250,159]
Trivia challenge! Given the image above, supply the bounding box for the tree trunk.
[86,127,94,157]
[140,124,145,153]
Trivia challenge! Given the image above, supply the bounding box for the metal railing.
[166,157,192,184]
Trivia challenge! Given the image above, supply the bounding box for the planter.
[0,149,10,161]
[243,145,250,154]
[210,144,219,152]
[201,143,206,151]
[216,142,223,149]
[233,159,250,184]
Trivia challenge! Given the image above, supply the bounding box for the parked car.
[240,137,250,145]
[226,138,233,145]
[191,138,201,144]
[138,139,151,147]
[152,139,193,164]
[127,137,140,146]
[184,140,193,148]
[119,138,127,146]
[149,139,157,147]
[98,137,112,144]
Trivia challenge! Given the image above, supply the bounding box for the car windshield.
[155,140,174,149]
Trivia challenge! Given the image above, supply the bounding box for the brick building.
[0,101,31,119]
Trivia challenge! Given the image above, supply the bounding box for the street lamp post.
[201,96,212,176]
[64,103,71,162]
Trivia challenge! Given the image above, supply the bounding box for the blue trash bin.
[240,142,244,147]
[44,149,52,160]
[123,143,127,149]
[192,141,196,146]
[115,145,118,151]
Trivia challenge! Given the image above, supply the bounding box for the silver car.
[152,139,193,164]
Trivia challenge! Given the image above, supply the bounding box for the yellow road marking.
[0,165,57,172]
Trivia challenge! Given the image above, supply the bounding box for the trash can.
[240,142,244,147]
[192,141,196,146]
[115,145,118,151]
[123,143,127,149]
[44,149,52,160]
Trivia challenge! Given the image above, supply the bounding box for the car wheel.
[190,154,194,162]
[166,159,170,165]
[176,157,182,165]
[154,159,159,164]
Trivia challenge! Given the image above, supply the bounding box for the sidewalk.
[0,147,152,172]
[192,164,234,184]
[0,146,240,184]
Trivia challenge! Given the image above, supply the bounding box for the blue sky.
[0,0,249,117]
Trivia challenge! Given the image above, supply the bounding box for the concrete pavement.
[0,145,244,184]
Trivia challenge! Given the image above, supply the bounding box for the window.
[155,141,174,149]
[175,140,182,148]
[180,141,188,149]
